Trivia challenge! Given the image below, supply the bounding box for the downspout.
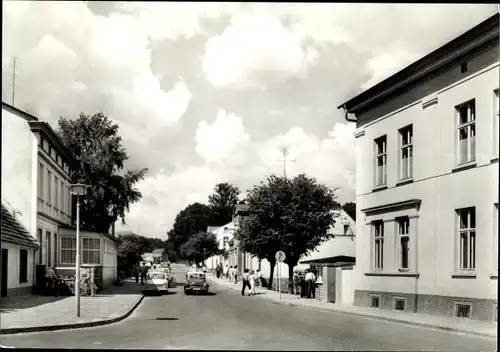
[342,105,358,123]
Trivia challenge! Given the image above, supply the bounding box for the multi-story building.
[2,102,118,293]
[338,14,498,321]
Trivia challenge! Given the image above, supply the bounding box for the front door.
[1,248,8,297]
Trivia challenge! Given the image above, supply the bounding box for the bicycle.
[80,277,98,297]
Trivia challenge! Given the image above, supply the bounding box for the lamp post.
[70,183,89,318]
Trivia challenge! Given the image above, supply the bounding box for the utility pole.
[277,147,295,178]
[11,57,18,106]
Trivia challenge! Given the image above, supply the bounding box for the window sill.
[451,271,477,279]
[19,280,28,284]
[451,161,477,173]
[396,178,414,187]
[490,271,498,279]
[491,157,499,164]
[365,271,420,278]
[372,185,388,193]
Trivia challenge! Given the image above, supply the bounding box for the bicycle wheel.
[89,283,97,296]
[80,283,89,297]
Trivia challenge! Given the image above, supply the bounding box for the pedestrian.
[241,269,251,296]
[255,269,262,286]
[140,263,148,286]
[249,270,256,296]
[311,269,317,299]
[305,269,316,299]
[293,269,300,296]
[45,266,57,295]
[223,265,229,279]
[234,265,239,284]
[299,270,306,298]
[134,264,140,283]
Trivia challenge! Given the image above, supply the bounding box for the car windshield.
[188,273,205,280]
[150,273,166,280]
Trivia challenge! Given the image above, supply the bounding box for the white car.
[144,271,169,295]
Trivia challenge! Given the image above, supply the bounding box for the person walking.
[249,270,256,296]
[299,270,307,298]
[233,265,239,284]
[255,269,262,287]
[140,263,148,286]
[293,269,300,296]
[134,264,140,283]
[305,269,316,299]
[223,264,229,279]
[241,269,251,296]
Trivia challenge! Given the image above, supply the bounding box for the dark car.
[184,271,209,295]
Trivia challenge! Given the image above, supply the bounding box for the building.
[1,202,40,297]
[152,248,167,263]
[2,102,118,292]
[338,14,498,321]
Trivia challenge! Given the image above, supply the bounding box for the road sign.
[275,250,286,262]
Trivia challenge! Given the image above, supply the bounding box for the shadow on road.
[0,295,67,312]
[143,291,178,297]
[155,317,179,321]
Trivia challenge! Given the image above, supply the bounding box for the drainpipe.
[342,105,357,123]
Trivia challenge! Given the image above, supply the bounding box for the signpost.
[275,251,286,300]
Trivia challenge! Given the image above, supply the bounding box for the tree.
[179,231,220,264]
[341,202,356,221]
[57,112,147,233]
[169,203,215,255]
[208,183,241,226]
[116,233,150,278]
[236,174,339,291]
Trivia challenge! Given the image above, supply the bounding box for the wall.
[1,241,35,295]
[1,108,36,238]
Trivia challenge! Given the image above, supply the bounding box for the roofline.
[28,121,79,169]
[338,13,499,114]
[2,101,39,122]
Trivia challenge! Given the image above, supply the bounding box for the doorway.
[1,248,8,297]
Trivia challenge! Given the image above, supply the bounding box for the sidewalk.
[209,274,497,339]
[0,279,145,335]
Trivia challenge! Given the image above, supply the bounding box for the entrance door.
[1,249,8,297]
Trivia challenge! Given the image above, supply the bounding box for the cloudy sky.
[2,2,497,238]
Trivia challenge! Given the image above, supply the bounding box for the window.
[495,89,499,156]
[37,228,43,264]
[59,180,64,213]
[397,217,410,270]
[38,163,44,199]
[370,295,380,308]
[398,125,413,180]
[456,100,476,164]
[373,221,384,270]
[61,237,76,264]
[223,236,228,249]
[47,170,52,206]
[460,62,468,73]
[457,207,476,270]
[343,224,349,235]
[46,231,52,267]
[374,136,387,186]
[54,177,59,210]
[454,301,472,318]
[83,238,101,265]
[394,298,406,311]
[19,249,28,283]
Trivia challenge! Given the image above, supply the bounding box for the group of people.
[215,263,263,296]
[292,268,317,299]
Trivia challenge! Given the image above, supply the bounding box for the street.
[0,280,495,351]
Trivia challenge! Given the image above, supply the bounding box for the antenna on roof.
[276,147,296,178]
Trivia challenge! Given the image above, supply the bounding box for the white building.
[1,102,118,293]
[339,14,498,321]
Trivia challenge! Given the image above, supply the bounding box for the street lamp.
[70,183,89,318]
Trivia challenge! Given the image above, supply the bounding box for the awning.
[300,255,355,265]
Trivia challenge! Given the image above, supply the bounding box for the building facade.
[2,102,118,292]
[339,14,499,321]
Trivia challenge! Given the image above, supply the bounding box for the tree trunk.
[287,260,298,294]
[268,260,276,289]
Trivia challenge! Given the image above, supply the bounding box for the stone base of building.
[354,290,497,322]
[5,285,35,297]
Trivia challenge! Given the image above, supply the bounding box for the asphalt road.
[0,279,496,351]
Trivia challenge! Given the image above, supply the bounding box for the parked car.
[144,271,169,295]
[184,271,209,295]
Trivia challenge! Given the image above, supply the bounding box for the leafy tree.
[57,112,147,233]
[179,231,220,264]
[169,203,215,256]
[116,233,150,277]
[341,202,356,221]
[208,183,240,226]
[236,174,339,291]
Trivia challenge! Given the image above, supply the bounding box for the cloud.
[202,13,317,88]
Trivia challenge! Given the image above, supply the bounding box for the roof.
[338,13,499,116]
[2,102,39,122]
[28,121,79,169]
[233,204,249,215]
[1,204,39,248]
[152,248,164,255]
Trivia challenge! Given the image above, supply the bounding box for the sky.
[2,2,497,239]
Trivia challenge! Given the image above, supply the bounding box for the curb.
[209,278,496,339]
[0,293,145,335]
